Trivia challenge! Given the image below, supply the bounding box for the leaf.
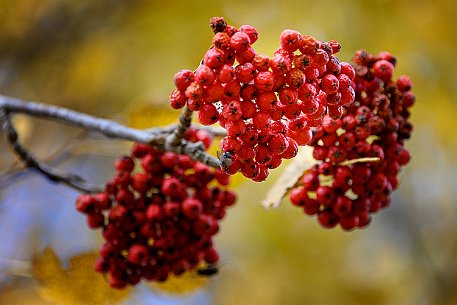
[261,146,315,210]
[32,248,130,305]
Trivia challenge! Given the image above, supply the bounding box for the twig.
[165,106,193,147]
[199,125,227,137]
[149,123,227,138]
[338,157,380,166]
[0,95,221,193]
[0,109,103,193]
[0,95,166,144]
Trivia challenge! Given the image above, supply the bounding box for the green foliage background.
[1,1,457,304]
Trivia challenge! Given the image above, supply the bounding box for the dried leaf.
[32,248,130,305]
[261,147,315,210]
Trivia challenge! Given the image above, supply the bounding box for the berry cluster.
[169,17,356,181]
[289,50,414,230]
[75,129,236,288]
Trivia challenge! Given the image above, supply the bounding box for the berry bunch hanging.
[75,128,236,288]
[72,17,416,290]
[169,17,357,182]
[289,50,414,230]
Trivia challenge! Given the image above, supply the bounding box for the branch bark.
[0,95,221,193]
[0,109,103,193]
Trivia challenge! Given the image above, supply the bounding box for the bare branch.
[199,125,227,137]
[161,106,221,168]
[0,95,221,193]
[165,106,193,147]
[0,109,103,193]
[0,95,166,144]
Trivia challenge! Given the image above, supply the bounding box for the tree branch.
[165,106,193,147]
[0,109,103,193]
[0,95,221,193]
[0,95,167,144]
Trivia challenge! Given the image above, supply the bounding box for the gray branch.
[0,95,221,193]
[0,109,103,193]
[0,95,167,144]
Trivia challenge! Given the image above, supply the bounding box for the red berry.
[75,194,96,214]
[316,186,335,207]
[212,32,230,50]
[333,196,352,216]
[87,212,105,229]
[373,59,394,82]
[203,247,220,264]
[254,71,275,91]
[280,29,301,52]
[290,188,308,207]
[128,244,149,265]
[321,74,339,94]
[230,31,251,51]
[182,198,203,219]
[198,104,219,125]
[239,24,258,44]
[115,156,134,172]
[174,70,195,91]
[318,211,339,228]
[195,65,216,85]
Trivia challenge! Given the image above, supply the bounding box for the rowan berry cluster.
[289,50,414,230]
[75,129,236,288]
[169,17,356,181]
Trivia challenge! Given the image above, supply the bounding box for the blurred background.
[1,0,457,304]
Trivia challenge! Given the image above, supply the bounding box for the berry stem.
[165,106,221,168]
[338,157,380,166]
[166,106,193,147]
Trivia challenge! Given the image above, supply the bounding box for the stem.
[0,109,103,193]
[0,95,166,144]
[166,106,193,147]
[0,95,221,193]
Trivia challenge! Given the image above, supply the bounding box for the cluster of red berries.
[168,17,356,181]
[289,50,414,230]
[75,128,236,288]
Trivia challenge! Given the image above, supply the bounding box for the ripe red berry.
[280,29,301,52]
[168,89,187,109]
[318,211,339,228]
[115,156,134,172]
[230,31,251,51]
[239,24,258,44]
[182,198,203,219]
[269,133,289,155]
[320,74,339,94]
[87,212,105,229]
[128,244,149,265]
[75,194,96,213]
[289,188,308,207]
[373,59,394,82]
[174,70,195,91]
[198,104,219,125]
[316,186,335,207]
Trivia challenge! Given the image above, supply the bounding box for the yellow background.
[0,0,456,304]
